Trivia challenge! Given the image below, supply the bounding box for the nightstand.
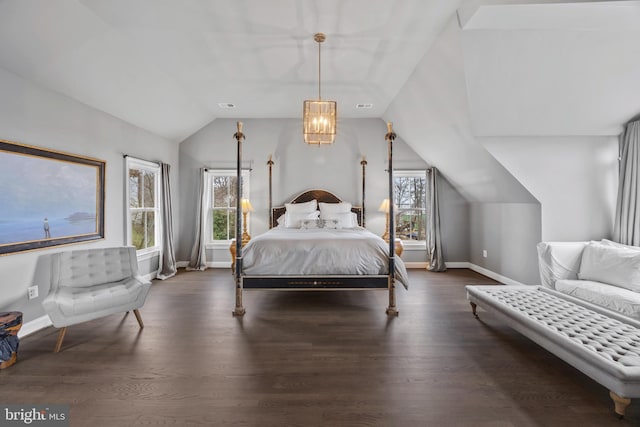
[383,238,404,257]
[229,239,249,272]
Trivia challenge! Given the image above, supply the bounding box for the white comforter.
[241,227,409,289]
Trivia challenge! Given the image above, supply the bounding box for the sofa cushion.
[536,241,588,289]
[578,241,640,292]
[54,277,146,317]
[556,279,640,321]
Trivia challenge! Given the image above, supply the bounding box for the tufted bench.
[466,285,640,418]
[42,247,151,352]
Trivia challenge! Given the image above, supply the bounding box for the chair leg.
[133,309,144,329]
[54,327,67,353]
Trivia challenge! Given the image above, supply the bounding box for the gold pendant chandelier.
[303,33,337,145]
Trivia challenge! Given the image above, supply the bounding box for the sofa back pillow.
[600,239,640,251]
[536,241,588,289]
[578,241,640,292]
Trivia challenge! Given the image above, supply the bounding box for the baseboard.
[176,261,231,269]
[404,262,428,269]
[141,272,156,282]
[18,315,52,338]
[445,262,470,269]
[208,261,231,268]
[467,263,526,286]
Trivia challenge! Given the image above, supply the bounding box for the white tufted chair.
[42,246,151,352]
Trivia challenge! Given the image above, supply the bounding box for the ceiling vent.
[356,103,373,109]
[218,103,236,109]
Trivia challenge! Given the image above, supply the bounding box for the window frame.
[393,169,427,250]
[125,157,162,258]
[205,169,250,248]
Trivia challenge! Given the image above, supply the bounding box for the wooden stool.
[0,311,23,369]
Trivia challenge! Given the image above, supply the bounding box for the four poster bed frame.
[231,122,398,316]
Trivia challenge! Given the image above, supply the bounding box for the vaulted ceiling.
[0,0,459,142]
[0,0,637,145]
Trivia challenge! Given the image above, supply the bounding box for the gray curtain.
[613,120,640,246]
[426,167,446,271]
[157,163,177,280]
[187,168,209,270]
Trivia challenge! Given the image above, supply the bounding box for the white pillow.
[318,202,352,215]
[321,211,358,228]
[285,199,317,213]
[284,210,319,228]
[600,239,640,251]
[275,214,285,227]
[300,219,340,229]
[578,241,640,292]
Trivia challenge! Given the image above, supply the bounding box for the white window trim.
[125,157,162,257]
[394,169,427,250]
[205,169,250,248]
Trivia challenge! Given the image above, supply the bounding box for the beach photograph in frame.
[0,139,105,255]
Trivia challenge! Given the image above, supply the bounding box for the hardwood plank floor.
[1,268,638,426]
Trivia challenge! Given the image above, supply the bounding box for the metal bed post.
[268,154,274,228]
[361,157,367,227]
[233,121,246,317]
[385,122,399,316]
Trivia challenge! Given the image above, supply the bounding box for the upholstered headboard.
[271,189,362,228]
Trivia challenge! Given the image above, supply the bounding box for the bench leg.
[470,302,478,318]
[54,327,67,353]
[610,391,631,418]
[133,309,144,329]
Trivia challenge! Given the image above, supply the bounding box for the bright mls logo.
[1,405,69,426]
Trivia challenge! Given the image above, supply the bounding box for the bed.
[231,121,404,316]
[240,190,409,290]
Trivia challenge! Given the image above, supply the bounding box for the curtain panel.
[187,168,210,270]
[613,120,640,246]
[157,163,177,280]
[426,167,446,271]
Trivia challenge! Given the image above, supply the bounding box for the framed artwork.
[0,139,105,255]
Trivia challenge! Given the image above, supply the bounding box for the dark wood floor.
[2,268,638,426]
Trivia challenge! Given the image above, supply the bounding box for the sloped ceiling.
[0,0,460,142]
[462,0,640,136]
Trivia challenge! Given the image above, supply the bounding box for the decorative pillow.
[300,219,340,229]
[284,210,320,228]
[578,241,640,292]
[321,211,358,228]
[285,199,317,213]
[318,202,352,215]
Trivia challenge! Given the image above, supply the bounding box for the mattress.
[241,227,409,289]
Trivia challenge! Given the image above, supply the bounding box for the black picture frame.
[0,139,105,255]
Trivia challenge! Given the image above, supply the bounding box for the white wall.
[383,11,620,285]
[481,136,619,241]
[0,67,178,324]
[178,118,469,265]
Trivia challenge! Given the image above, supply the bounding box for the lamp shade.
[303,33,336,145]
[241,198,254,213]
[303,100,336,145]
[379,198,399,213]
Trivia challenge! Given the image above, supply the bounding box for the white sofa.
[537,239,640,321]
[42,246,151,352]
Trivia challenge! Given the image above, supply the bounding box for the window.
[394,170,426,247]
[126,158,161,254]
[207,169,250,243]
